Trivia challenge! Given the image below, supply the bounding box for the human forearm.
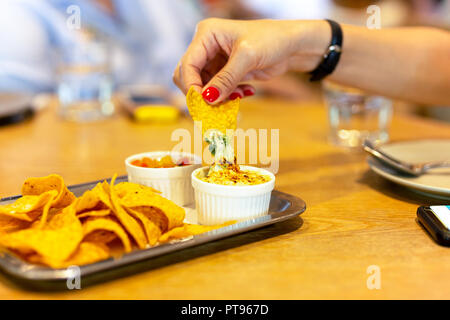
[174,18,450,105]
[293,22,450,105]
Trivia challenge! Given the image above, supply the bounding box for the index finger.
[179,32,220,95]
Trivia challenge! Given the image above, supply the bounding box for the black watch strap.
[309,19,343,82]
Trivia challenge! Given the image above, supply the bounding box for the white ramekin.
[125,151,202,206]
[191,166,275,225]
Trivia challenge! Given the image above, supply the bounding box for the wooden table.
[1,97,450,299]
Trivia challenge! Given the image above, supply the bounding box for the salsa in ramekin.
[130,155,191,168]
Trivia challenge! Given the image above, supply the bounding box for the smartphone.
[417,205,450,246]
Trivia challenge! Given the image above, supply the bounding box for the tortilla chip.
[114,182,161,198]
[22,174,75,208]
[92,181,113,209]
[129,206,169,233]
[186,86,239,134]
[21,174,75,228]
[28,241,110,268]
[159,221,236,243]
[121,191,185,231]
[77,209,110,219]
[83,230,117,244]
[63,241,110,267]
[0,190,58,222]
[82,216,132,252]
[0,205,83,263]
[108,176,147,249]
[75,189,103,213]
[29,207,59,229]
[0,216,31,233]
[36,194,53,228]
[125,207,161,246]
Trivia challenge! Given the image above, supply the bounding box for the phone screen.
[430,206,450,230]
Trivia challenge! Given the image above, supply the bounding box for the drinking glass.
[57,29,114,122]
[323,81,392,148]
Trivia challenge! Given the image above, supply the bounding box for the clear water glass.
[57,30,114,122]
[323,81,392,148]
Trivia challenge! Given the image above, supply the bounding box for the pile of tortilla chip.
[186,87,239,134]
[0,174,233,268]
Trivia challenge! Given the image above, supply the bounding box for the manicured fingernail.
[229,92,242,100]
[243,89,254,96]
[202,87,220,103]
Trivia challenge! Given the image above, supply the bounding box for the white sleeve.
[0,0,55,92]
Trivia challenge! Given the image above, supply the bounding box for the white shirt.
[0,0,202,93]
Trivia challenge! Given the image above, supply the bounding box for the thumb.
[202,51,251,104]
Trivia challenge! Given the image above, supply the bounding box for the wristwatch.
[309,19,343,82]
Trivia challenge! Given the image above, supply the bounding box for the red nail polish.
[243,89,254,96]
[202,87,220,103]
[229,92,242,100]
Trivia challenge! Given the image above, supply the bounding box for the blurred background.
[0,0,448,125]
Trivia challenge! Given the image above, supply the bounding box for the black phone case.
[417,206,450,246]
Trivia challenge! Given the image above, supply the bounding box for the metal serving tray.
[0,176,306,290]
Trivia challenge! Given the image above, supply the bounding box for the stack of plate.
[367,140,450,199]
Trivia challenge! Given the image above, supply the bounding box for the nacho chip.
[125,207,161,246]
[84,230,117,244]
[22,174,75,228]
[75,189,103,213]
[0,216,31,233]
[159,221,236,243]
[118,185,165,208]
[114,182,160,198]
[0,190,57,222]
[129,206,169,233]
[77,209,110,219]
[36,192,58,228]
[186,86,239,134]
[108,175,147,249]
[0,205,83,263]
[28,241,110,268]
[29,207,60,229]
[93,181,113,209]
[22,174,75,208]
[63,241,110,267]
[82,216,132,252]
[121,191,185,231]
[74,181,113,209]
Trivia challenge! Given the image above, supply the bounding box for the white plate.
[367,139,450,199]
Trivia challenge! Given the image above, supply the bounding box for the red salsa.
[131,155,190,168]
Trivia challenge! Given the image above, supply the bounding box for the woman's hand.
[173,18,329,104]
